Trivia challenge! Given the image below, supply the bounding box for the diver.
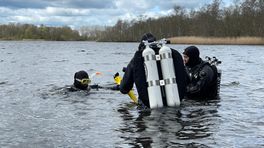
[182,46,219,100]
[119,33,187,109]
[69,70,119,92]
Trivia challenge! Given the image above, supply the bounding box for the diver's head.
[138,33,157,51]
[183,46,201,67]
[74,70,90,90]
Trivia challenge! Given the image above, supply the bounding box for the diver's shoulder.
[171,48,182,58]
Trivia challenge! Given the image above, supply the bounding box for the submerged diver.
[69,70,119,92]
[119,33,187,108]
[183,46,219,100]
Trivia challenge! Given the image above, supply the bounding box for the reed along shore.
[168,36,264,45]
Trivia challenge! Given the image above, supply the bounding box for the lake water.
[0,41,263,148]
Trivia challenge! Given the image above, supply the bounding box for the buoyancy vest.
[188,61,219,99]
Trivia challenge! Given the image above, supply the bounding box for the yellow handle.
[114,75,138,104]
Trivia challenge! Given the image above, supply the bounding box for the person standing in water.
[182,46,219,100]
[119,33,187,108]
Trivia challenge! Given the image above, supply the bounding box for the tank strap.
[144,53,173,61]
[164,78,177,85]
[143,54,156,61]
[148,80,160,87]
[148,78,176,87]
[160,52,172,59]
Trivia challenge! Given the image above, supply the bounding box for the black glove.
[114,72,119,79]
[112,85,120,90]
[122,67,127,72]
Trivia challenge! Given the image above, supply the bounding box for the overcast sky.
[0,0,233,29]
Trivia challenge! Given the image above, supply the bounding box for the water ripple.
[1,42,264,147]
[221,81,240,87]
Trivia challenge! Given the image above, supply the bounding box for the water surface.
[0,41,263,147]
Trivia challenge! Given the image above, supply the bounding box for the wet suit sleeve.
[109,85,120,90]
[90,84,120,90]
[187,65,214,94]
[120,58,135,94]
[90,84,101,89]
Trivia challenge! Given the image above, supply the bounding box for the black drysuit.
[120,45,187,108]
[185,59,218,100]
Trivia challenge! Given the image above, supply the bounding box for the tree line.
[0,23,87,41]
[1,0,263,41]
[96,0,264,42]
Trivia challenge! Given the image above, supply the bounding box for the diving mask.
[75,78,91,85]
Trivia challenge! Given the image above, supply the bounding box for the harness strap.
[144,53,173,61]
[147,78,177,87]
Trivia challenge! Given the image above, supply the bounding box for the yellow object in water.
[114,74,138,104]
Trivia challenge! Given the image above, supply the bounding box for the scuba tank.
[142,43,164,108]
[159,41,180,106]
[142,39,180,108]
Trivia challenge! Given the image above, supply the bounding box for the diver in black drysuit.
[119,33,187,108]
[69,70,119,92]
[183,46,218,100]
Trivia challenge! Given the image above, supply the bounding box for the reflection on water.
[117,99,220,147]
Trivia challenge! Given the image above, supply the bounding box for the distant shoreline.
[168,36,264,45]
[1,36,264,45]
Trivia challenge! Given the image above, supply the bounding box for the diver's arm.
[90,84,101,89]
[90,84,119,90]
[120,58,134,94]
[100,85,120,90]
[186,82,201,94]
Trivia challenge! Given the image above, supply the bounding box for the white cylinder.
[142,46,163,108]
[159,45,180,107]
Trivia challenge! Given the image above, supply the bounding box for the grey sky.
[0,0,233,29]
